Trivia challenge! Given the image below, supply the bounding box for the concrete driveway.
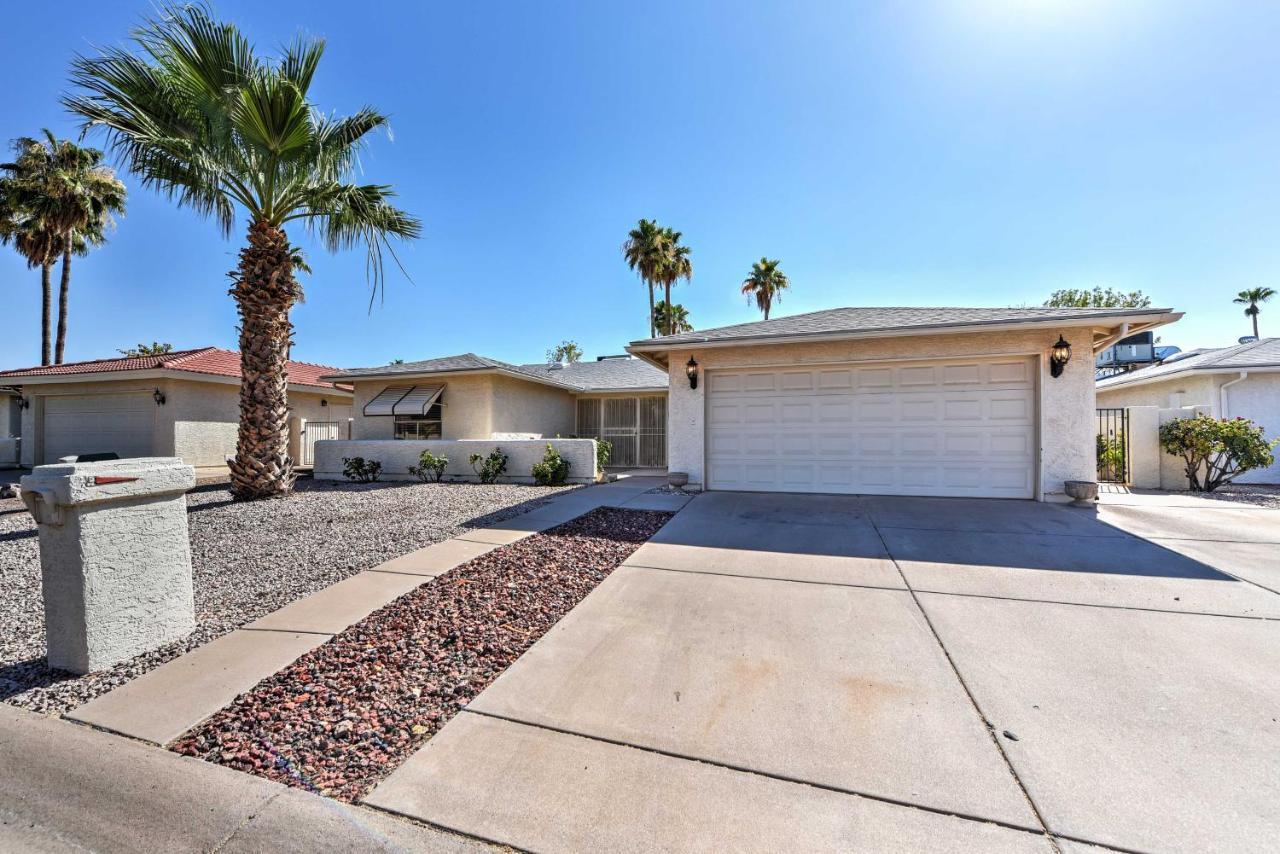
[366,490,1280,853]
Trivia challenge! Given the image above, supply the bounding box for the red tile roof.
[0,347,348,391]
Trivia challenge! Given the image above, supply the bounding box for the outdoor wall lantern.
[1049,336,1072,378]
[685,356,700,390]
[152,388,166,406]
[320,398,328,407]
[18,397,30,410]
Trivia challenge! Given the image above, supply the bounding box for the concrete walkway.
[0,704,489,853]
[66,477,682,746]
[366,491,1280,853]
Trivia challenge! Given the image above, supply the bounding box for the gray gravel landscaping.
[0,478,575,715]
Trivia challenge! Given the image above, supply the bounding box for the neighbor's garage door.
[42,393,156,464]
[706,358,1036,498]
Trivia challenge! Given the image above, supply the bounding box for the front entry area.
[705,357,1037,498]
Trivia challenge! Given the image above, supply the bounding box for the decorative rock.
[22,458,197,674]
[1064,479,1099,507]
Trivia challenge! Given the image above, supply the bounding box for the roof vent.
[596,354,632,361]
[1239,336,1259,344]
[547,361,566,371]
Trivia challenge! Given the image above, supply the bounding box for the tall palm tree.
[623,219,666,337]
[657,227,692,335]
[741,257,790,320]
[0,177,60,365]
[6,132,127,364]
[1234,287,1276,339]
[653,300,692,334]
[67,5,420,500]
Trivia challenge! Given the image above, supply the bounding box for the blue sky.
[3,1,1278,369]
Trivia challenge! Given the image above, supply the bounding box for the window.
[394,403,442,439]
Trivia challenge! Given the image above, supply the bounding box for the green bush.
[595,438,612,473]
[468,448,508,484]
[532,444,571,486]
[1158,414,1278,492]
[1096,433,1126,480]
[408,450,449,483]
[341,456,382,483]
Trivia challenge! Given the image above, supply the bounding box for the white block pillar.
[1125,406,1161,489]
[22,458,196,674]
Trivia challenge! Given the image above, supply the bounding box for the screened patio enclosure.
[576,396,667,468]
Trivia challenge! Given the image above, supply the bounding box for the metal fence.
[1096,408,1129,483]
[299,420,345,467]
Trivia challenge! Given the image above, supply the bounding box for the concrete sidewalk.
[0,704,490,853]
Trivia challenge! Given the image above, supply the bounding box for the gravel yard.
[0,478,575,715]
[1204,483,1280,509]
[172,507,671,802]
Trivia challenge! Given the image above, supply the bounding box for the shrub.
[1158,414,1278,492]
[595,438,612,473]
[342,456,382,483]
[408,450,449,483]
[1096,433,1126,480]
[468,448,508,484]
[532,443,571,486]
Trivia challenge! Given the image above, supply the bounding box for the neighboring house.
[1097,337,1280,483]
[627,305,1179,500]
[323,354,669,468]
[0,348,353,468]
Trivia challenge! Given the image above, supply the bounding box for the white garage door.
[43,393,156,464]
[706,358,1037,498]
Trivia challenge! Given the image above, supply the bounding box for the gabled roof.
[327,352,667,393]
[1097,338,1280,389]
[0,347,349,391]
[629,306,1179,350]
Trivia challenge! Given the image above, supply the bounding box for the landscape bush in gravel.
[171,506,672,803]
[0,478,575,714]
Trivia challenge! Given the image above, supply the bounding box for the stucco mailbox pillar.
[21,458,196,674]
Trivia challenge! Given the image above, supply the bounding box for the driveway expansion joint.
[866,515,1064,853]
[459,708,1054,841]
[622,562,909,592]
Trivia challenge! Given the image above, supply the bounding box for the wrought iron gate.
[1096,408,1129,484]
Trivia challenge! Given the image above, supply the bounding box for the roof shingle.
[631,306,1174,347]
[1097,338,1280,388]
[329,352,666,392]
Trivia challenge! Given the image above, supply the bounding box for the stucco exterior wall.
[489,374,575,439]
[313,438,598,484]
[664,327,1098,500]
[17,376,351,468]
[349,373,575,442]
[1096,374,1218,410]
[1218,373,1280,483]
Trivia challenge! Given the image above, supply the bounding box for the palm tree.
[67,5,420,500]
[2,139,60,365]
[6,132,126,364]
[656,228,692,335]
[623,219,666,337]
[741,257,790,320]
[653,300,692,334]
[1234,287,1276,339]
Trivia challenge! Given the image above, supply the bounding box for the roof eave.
[627,311,1183,356]
[0,366,351,395]
[323,365,583,392]
[1098,362,1280,391]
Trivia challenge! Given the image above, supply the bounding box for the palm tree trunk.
[228,220,301,500]
[55,245,72,364]
[663,282,672,335]
[40,261,53,366]
[647,283,656,338]
[1252,308,1259,339]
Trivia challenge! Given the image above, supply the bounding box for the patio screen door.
[577,396,666,468]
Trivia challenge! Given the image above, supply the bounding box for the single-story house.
[0,347,352,468]
[323,353,669,468]
[627,306,1180,500]
[1097,337,1280,483]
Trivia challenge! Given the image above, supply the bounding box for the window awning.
[363,385,444,416]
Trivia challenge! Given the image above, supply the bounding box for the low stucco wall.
[313,438,598,484]
[665,327,1097,500]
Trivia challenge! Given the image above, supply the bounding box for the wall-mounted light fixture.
[152,388,166,406]
[18,397,30,410]
[685,357,700,390]
[320,399,328,407]
[1049,336,1072,378]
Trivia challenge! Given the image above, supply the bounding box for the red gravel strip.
[171,507,671,802]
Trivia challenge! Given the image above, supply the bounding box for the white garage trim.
[704,355,1040,499]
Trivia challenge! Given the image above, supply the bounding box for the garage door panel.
[43,393,155,464]
[707,359,1036,499]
